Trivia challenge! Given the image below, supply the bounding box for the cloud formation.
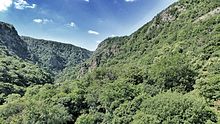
[88,30,99,35]
[111,34,116,37]
[67,22,76,28]
[125,0,136,2]
[33,18,53,24]
[0,0,13,12]
[84,0,89,2]
[14,0,36,10]
[96,40,102,43]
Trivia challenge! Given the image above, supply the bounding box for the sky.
[0,0,177,51]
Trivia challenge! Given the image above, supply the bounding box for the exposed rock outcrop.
[0,22,30,59]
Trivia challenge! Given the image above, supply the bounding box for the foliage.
[148,54,197,92]
[132,92,217,124]
[196,58,220,101]
[0,54,53,104]
[21,36,92,75]
[0,54,53,86]
[0,98,71,124]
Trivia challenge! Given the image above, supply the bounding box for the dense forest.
[21,36,92,75]
[0,0,220,123]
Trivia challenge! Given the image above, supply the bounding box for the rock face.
[0,22,30,59]
[89,36,128,70]
[21,36,93,74]
[195,7,220,22]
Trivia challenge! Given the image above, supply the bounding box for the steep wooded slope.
[0,22,53,104]
[60,0,220,84]
[21,36,92,74]
[82,0,220,100]
[0,22,92,104]
[53,0,220,123]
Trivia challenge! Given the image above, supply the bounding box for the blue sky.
[0,0,177,50]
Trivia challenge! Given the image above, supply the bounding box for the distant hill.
[0,21,92,76]
[21,36,92,75]
[0,21,92,104]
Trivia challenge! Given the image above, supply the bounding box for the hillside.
[88,0,220,71]
[21,36,92,75]
[0,21,92,77]
[0,22,30,59]
[0,0,220,123]
[0,53,53,104]
[0,22,54,104]
[0,22,92,105]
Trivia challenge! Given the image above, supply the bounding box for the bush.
[132,92,217,124]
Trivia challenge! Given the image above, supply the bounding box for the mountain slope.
[21,36,92,75]
[60,0,220,83]
[82,0,220,100]
[88,0,220,70]
[0,20,92,77]
[0,53,53,104]
[53,0,220,123]
[0,22,30,59]
[0,22,53,104]
[0,22,92,105]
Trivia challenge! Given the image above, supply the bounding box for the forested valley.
[0,0,220,123]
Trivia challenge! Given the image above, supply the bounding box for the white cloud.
[125,0,136,2]
[14,0,36,10]
[33,19,42,23]
[84,0,89,2]
[111,34,116,37]
[0,0,13,12]
[33,18,53,24]
[96,40,101,43]
[42,19,53,24]
[88,30,99,35]
[67,22,76,28]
